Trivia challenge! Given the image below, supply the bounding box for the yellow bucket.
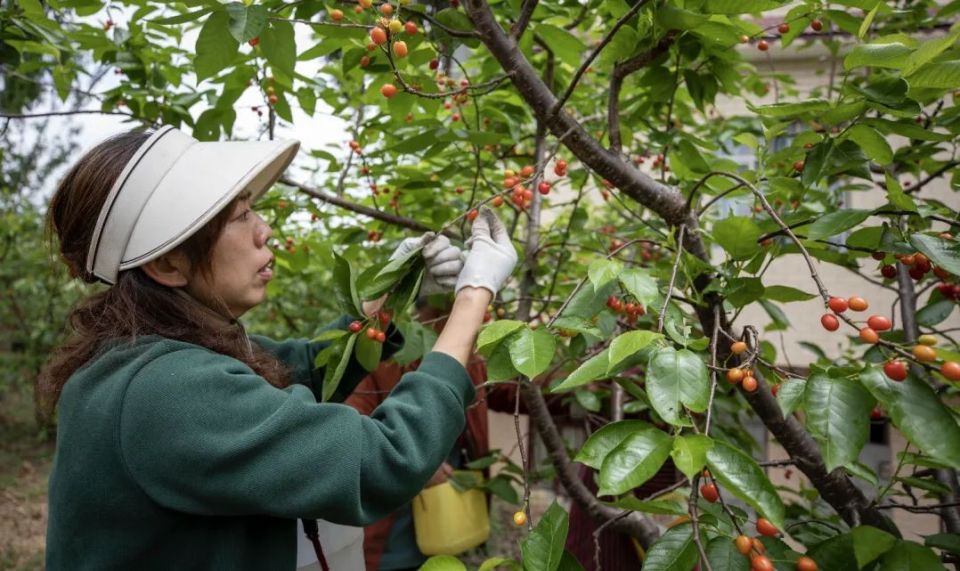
[412,474,490,556]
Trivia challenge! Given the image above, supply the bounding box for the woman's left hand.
[390,232,464,296]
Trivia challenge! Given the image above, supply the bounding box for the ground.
[0,387,52,571]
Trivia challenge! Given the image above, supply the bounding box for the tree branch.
[549,0,652,119]
[518,379,660,547]
[608,34,676,154]
[280,177,461,239]
[510,0,538,40]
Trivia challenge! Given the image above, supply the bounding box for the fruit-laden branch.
[518,378,661,546]
[608,33,676,153]
[280,176,462,239]
[463,0,894,533]
[896,256,960,533]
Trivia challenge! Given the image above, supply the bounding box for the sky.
[23,9,352,200]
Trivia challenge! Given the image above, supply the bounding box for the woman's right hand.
[455,207,518,296]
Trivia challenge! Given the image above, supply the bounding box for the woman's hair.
[38,129,288,421]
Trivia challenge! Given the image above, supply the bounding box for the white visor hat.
[85,125,300,284]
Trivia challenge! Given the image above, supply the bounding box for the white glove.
[455,207,518,295]
[390,232,464,295]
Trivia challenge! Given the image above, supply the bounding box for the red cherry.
[859,327,880,344]
[757,39,769,51]
[375,330,386,343]
[756,518,778,537]
[349,321,362,333]
[867,315,892,331]
[366,327,379,339]
[538,181,551,195]
[941,361,960,382]
[828,297,848,313]
[370,27,387,45]
[700,483,719,503]
[248,37,260,46]
[466,209,478,221]
[820,314,840,331]
[777,23,790,34]
[883,360,908,382]
[811,19,823,32]
[881,265,897,279]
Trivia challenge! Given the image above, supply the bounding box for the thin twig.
[657,224,686,333]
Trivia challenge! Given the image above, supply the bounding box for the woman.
[40,125,517,570]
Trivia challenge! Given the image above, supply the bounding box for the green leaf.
[884,174,917,212]
[706,537,750,571]
[917,299,955,327]
[908,60,960,89]
[763,285,817,303]
[151,7,213,24]
[607,331,662,373]
[703,0,782,12]
[860,367,960,469]
[642,525,697,571]
[619,269,659,306]
[844,43,912,70]
[575,420,654,469]
[588,258,623,291]
[479,558,521,571]
[508,327,557,379]
[421,555,467,571]
[713,216,762,260]
[670,434,714,481]
[903,28,960,76]
[261,19,296,76]
[776,378,806,416]
[477,320,526,355]
[859,3,879,39]
[804,209,872,240]
[484,474,520,504]
[551,350,610,393]
[520,501,569,571]
[612,496,687,515]
[331,253,362,316]
[809,533,859,570]
[225,2,267,43]
[844,124,893,165]
[599,427,673,495]
[550,317,602,338]
[751,99,831,117]
[804,373,875,471]
[354,329,383,372]
[802,140,834,187]
[195,11,240,81]
[534,24,585,68]
[865,118,953,141]
[646,348,710,426]
[725,278,765,308]
[879,541,947,571]
[322,333,356,402]
[706,440,786,529]
[852,525,897,568]
[925,533,960,556]
[911,233,960,276]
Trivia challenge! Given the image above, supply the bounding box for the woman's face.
[185,197,274,318]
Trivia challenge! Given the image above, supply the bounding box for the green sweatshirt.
[45,318,476,570]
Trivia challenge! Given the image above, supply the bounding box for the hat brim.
[120,138,299,270]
